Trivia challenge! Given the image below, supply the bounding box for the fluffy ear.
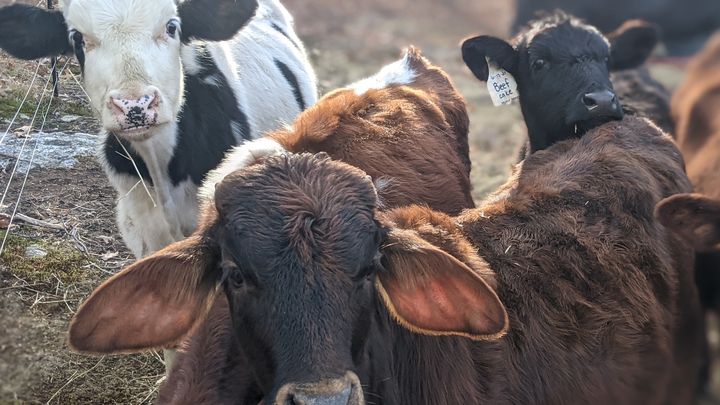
[607,20,659,71]
[68,234,221,354]
[0,4,71,60]
[461,35,518,81]
[376,229,508,340]
[178,0,258,42]
[655,193,720,253]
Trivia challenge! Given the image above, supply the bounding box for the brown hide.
[375,116,700,404]
[158,48,473,404]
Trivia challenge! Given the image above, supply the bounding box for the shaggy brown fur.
[142,117,698,404]
[439,116,701,405]
[611,67,673,134]
[269,47,473,215]
[669,34,720,387]
[66,48,475,404]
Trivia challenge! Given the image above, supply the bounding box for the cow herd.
[0,0,719,404]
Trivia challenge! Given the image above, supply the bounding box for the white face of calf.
[62,0,182,140]
[0,0,259,142]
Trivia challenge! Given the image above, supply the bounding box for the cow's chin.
[107,122,170,142]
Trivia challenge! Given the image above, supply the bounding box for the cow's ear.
[655,193,720,253]
[608,20,659,71]
[0,4,71,59]
[68,234,221,354]
[178,0,258,42]
[461,35,518,81]
[376,228,508,340]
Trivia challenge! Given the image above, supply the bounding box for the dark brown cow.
[67,116,702,404]
[156,47,474,405]
[671,32,720,312]
[67,48,475,403]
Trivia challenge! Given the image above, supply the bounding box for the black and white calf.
[0,0,317,258]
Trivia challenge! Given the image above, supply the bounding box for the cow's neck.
[127,123,186,241]
[362,299,485,404]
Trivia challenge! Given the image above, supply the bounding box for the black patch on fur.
[0,4,71,60]
[104,46,250,186]
[178,0,258,42]
[104,135,154,186]
[271,23,300,50]
[274,59,306,111]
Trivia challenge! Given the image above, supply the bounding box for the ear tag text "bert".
[486,57,519,107]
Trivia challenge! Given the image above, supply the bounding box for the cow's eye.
[222,260,245,288]
[166,19,180,39]
[229,269,245,288]
[531,59,546,71]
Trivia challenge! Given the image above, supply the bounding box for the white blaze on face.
[61,0,183,139]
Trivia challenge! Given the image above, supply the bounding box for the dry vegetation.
[0,0,704,404]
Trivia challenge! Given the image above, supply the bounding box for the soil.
[0,0,709,404]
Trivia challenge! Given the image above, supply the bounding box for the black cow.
[462,12,658,152]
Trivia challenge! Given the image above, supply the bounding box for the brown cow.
[67,48,475,403]
[671,32,720,313]
[67,116,702,404]
[156,47,475,405]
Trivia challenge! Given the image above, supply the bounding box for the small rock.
[101,251,119,260]
[14,125,31,138]
[25,244,48,259]
[60,114,81,123]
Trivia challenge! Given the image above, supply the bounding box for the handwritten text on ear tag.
[486,57,519,107]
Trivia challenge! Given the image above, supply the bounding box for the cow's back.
[462,117,701,404]
[215,0,318,138]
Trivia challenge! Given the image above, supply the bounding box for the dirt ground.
[0,0,710,404]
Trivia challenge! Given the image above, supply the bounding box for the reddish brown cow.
[67,116,702,404]
[670,32,720,311]
[67,48,475,403]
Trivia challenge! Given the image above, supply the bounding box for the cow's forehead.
[61,0,177,37]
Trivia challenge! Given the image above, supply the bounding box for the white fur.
[350,52,416,95]
[62,0,183,135]
[198,137,287,200]
[66,0,317,258]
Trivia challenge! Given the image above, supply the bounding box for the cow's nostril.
[582,90,618,113]
[582,95,597,108]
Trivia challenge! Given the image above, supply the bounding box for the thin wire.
[0,59,70,257]
[65,68,157,206]
[0,58,60,211]
[0,61,43,146]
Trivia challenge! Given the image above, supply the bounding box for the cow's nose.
[581,90,621,117]
[273,372,363,405]
[108,90,160,129]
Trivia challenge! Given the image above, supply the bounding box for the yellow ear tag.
[486,57,519,106]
